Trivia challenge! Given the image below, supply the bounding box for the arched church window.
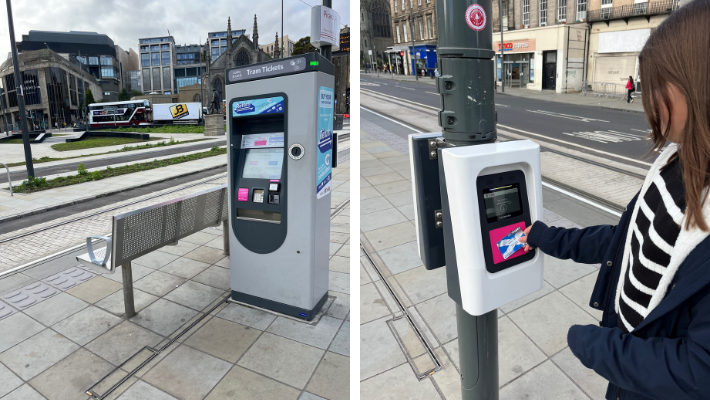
[371,1,392,38]
[236,49,250,66]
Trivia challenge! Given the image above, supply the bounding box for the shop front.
[493,24,587,93]
[386,46,409,75]
[408,44,437,77]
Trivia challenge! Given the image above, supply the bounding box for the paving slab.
[163,280,225,311]
[360,363,441,400]
[305,352,350,400]
[28,348,115,400]
[237,332,325,390]
[51,305,123,346]
[1,384,46,400]
[133,270,186,297]
[204,366,300,400]
[143,345,232,400]
[95,288,159,316]
[0,362,23,398]
[23,292,88,326]
[129,298,199,337]
[183,316,260,363]
[0,312,45,353]
[266,315,342,350]
[85,321,163,366]
[0,329,80,381]
[216,302,277,330]
[500,360,590,400]
[115,380,177,400]
[360,316,407,381]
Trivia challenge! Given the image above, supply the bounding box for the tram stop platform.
[359,115,619,400]
[0,161,350,400]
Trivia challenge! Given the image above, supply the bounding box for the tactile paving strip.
[1,282,60,310]
[0,299,18,320]
[43,266,97,291]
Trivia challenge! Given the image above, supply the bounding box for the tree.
[118,88,131,101]
[84,88,95,108]
[292,36,318,55]
[131,89,144,97]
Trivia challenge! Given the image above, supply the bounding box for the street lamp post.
[409,11,418,81]
[6,0,34,177]
[500,0,505,92]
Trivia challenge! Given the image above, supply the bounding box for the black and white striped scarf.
[616,144,710,333]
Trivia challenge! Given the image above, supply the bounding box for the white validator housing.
[440,140,544,315]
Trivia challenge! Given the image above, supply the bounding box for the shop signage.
[493,39,536,52]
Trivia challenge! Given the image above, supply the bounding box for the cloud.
[0,0,350,60]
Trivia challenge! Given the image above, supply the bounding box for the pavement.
[359,116,622,399]
[0,160,350,400]
[362,71,645,114]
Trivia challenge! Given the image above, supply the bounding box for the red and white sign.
[465,4,487,31]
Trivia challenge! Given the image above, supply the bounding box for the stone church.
[203,15,274,109]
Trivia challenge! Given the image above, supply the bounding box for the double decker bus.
[88,100,152,128]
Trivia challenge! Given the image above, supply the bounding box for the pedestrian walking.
[519,1,710,398]
[626,76,636,103]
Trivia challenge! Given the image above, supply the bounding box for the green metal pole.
[433,0,500,398]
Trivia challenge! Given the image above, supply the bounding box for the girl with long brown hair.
[519,0,710,398]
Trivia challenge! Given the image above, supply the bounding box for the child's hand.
[518,225,533,252]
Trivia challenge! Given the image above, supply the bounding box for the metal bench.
[77,184,229,318]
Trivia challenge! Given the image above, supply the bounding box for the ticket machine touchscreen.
[477,170,535,273]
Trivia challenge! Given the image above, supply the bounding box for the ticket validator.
[225,53,334,320]
[409,0,545,398]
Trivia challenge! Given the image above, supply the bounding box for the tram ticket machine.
[410,138,544,316]
[225,53,334,320]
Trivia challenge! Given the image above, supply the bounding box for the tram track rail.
[361,103,641,215]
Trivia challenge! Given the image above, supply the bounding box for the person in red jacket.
[625,76,635,103]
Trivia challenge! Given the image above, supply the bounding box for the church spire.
[227,17,232,43]
[274,32,280,59]
[253,14,259,49]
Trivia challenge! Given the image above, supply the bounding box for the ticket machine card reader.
[230,95,288,254]
[477,170,535,273]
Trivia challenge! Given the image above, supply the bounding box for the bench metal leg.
[222,220,230,256]
[122,262,136,318]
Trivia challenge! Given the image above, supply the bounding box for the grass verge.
[13,145,226,193]
[4,137,210,167]
[51,137,156,152]
[108,125,205,134]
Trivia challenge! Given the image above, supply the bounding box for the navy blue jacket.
[527,194,710,400]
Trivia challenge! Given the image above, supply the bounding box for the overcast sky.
[0,0,350,59]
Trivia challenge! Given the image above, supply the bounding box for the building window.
[418,0,421,4]
[152,68,161,90]
[211,39,220,47]
[402,0,405,10]
[601,0,613,17]
[523,0,530,26]
[558,0,566,21]
[220,39,227,46]
[77,56,87,65]
[161,44,170,50]
[89,56,99,65]
[141,53,149,66]
[101,67,115,78]
[211,47,219,59]
[395,1,397,12]
[164,91,171,95]
[175,68,185,77]
[371,1,392,38]
[161,52,170,65]
[396,25,401,43]
[163,68,171,90]
[419,18,425,40]
[502,2,509,29]
[151,53,160,66]
[633,1,648,15]
[140,46,149,52]
[220,47,226,55]
[142,68,151,90]
[409,0,413,8]
[150,45,159,51]
[576,0,586,21]
[540,0,547,25]
[236,49,250,66]
[100,55,112,66]
[427,16,434,39]
[403,23,408,42]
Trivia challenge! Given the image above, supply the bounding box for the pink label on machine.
[269,179,280,182]
[237,188,249,201]
[254,140,267,146]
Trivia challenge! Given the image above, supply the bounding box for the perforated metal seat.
[75,185,229,317]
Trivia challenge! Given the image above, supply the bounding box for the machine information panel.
[482,184,523,223]
[232,96,284,117]
[242,148,284,179]
[241,133,285,149]
[316,86,333,199]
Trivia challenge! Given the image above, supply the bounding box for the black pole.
[500,0,504,92]
[409,12,418,80]
[320,0,332,62]
[281,0,284,58]
[6,0,34,177]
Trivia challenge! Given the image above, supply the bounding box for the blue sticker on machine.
[232,96,284,117]
[316,87,334,199]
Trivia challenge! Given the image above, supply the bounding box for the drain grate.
[361,237,442,380]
